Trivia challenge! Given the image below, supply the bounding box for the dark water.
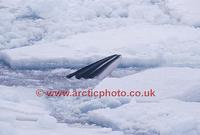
[0,62,146,89]
[0,62,98,89]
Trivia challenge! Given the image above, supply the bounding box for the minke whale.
[66,54,122,79]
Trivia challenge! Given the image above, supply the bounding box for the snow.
[1,24,200,69]
[88,99,200,135]
[47,96,131,124]
[15,122,123,135]
[166,0,200,27]
[0,85,123,135]
[0,0,200,135]
[88,67,200,134]
[0,86,49,122]
[95,67,200,102]
[1,68,200,135]
[0,0,169,50]
[44,67,200,134]
[36,115,57,129]
[1,0,200,50]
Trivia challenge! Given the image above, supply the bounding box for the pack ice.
[0,0,200,135]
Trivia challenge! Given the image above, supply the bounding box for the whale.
[66,54,122,79]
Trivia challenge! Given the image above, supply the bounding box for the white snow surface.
[1,68,200,135]
[0,85,123,135]
[166,0,200,26]
[0,0,200,135]
[0,0,200,49]
[89,67,200,135]
[95,67,200,102]
[89,99,200,135]
[1,24,200,69]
